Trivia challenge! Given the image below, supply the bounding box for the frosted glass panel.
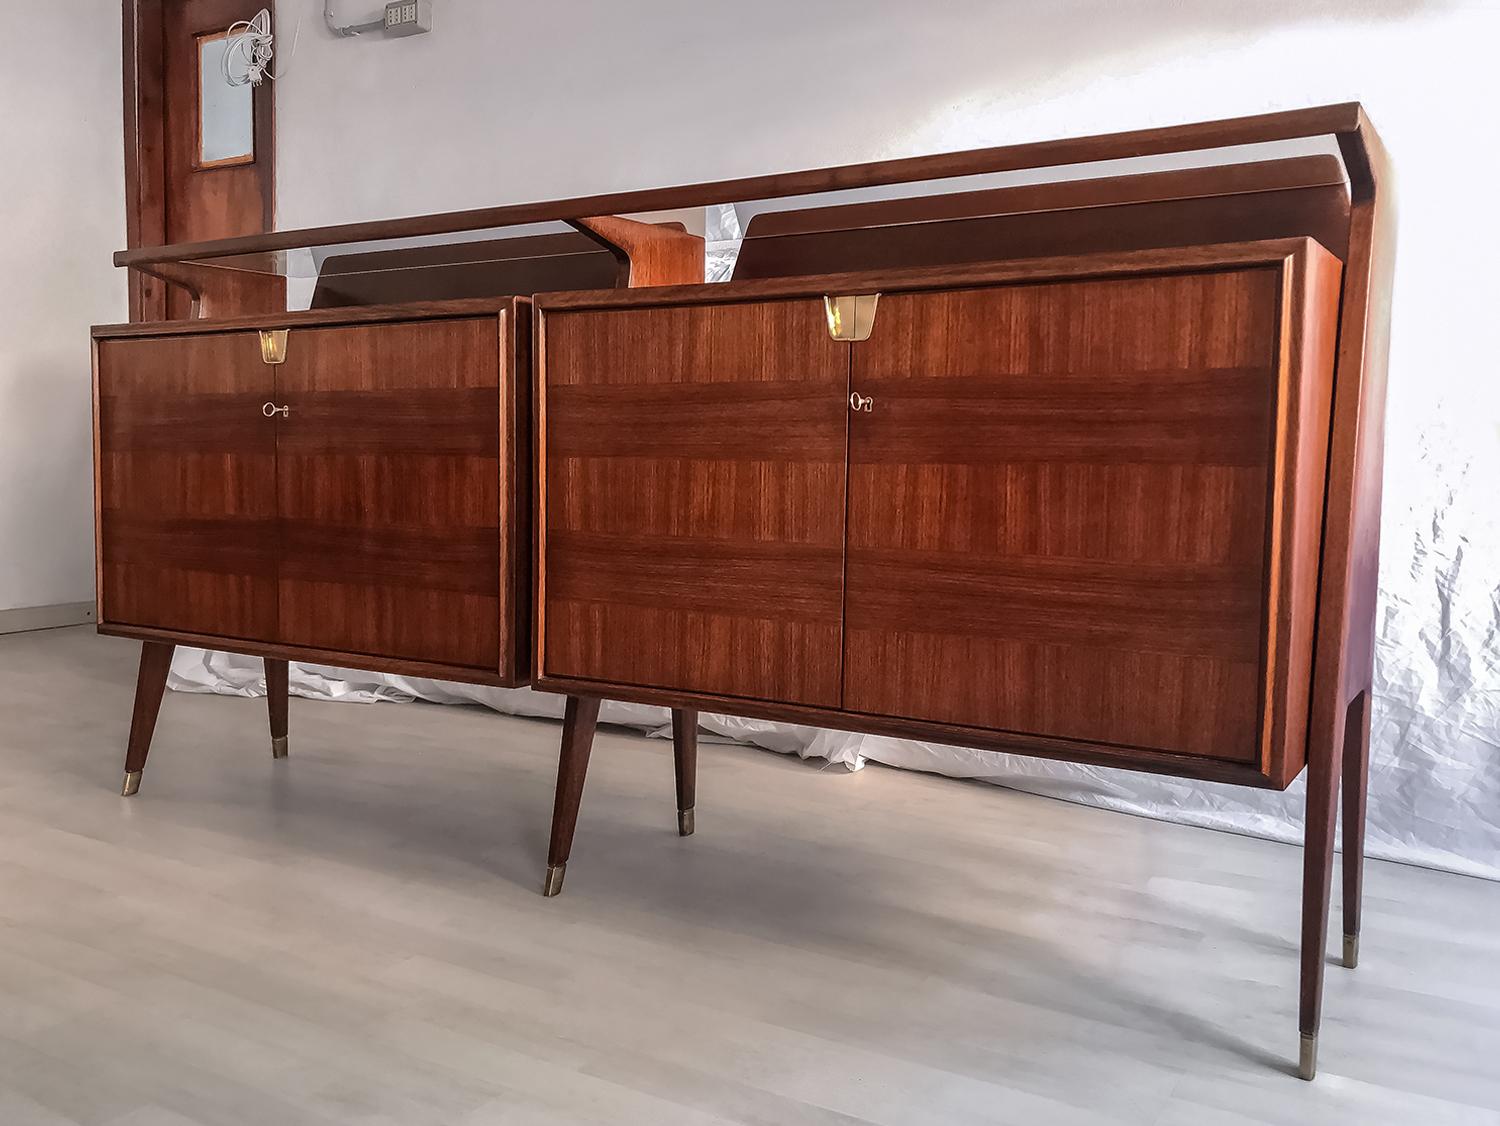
[198,33,254,166]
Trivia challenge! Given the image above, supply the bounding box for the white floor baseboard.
[0,601,95,636]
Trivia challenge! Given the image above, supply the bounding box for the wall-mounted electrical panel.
[383,0,432,37]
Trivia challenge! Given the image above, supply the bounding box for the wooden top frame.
[114,102,1375,268]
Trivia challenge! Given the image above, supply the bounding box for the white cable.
[222,6,302,87]
[325,0,385,37]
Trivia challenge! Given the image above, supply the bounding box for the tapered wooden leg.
[672,708,698,836]
[265,658,289,759]
[121,642,175,796]
[1298,694,1352,1080]
[544,695,601,897]
[1340,689,1372,969]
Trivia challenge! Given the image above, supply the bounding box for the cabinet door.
[541,299,848,706]
[274,317,503,670]
[96,332,278,641]
[844,269,1286,762]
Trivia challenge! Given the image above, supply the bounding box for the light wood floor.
[2,627,1498,1125]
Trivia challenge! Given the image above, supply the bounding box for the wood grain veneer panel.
[540,299,848,706]
[274,316,504,670]
[844,268,1284,762]
[96,332,278,640]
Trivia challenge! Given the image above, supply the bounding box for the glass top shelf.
[189,221,585,279]
[122,122,1350,281]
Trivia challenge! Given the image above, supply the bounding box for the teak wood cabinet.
[535,241,1342,791]
[95,103,1393,1081]
[95,301,532,681]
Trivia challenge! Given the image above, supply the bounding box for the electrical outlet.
[382,0,431,36]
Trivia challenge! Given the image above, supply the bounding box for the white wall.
[0,3,126,614]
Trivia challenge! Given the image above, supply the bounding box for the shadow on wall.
[829,0,1454,80]
[791,0,1461,158]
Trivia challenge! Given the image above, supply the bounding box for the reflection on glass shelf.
[195,221,587,277]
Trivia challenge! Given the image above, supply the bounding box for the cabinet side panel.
[540,299,848,706]
[1265,249,1342,785]
[274,317,502,670]
[95,333,279,641]
[844,269,1282,762]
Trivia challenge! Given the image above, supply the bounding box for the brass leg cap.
[121,770,142,797]
[1298,1033,1318,1081]
[1343,933,1359,969]
[678,808,695,837]
[271,735,289,760]
[543,864,566,897]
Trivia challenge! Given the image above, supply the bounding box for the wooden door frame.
[122,0,275,322]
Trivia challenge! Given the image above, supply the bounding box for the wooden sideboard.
[535,239,1342,787]
[94,221,708,831]
[95,300,531,678]
[96,103,1393,1080]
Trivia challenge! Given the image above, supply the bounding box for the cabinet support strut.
[121,642,175,796]
[266,658,289,759]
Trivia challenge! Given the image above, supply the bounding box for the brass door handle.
[259,329,288,364]
[262,402,290,418]
[825,294,880,341]
[849,391,874,413]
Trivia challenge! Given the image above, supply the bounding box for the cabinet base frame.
[105,628,529,803]
[535,674,1283,789]
[99,623,529,690]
